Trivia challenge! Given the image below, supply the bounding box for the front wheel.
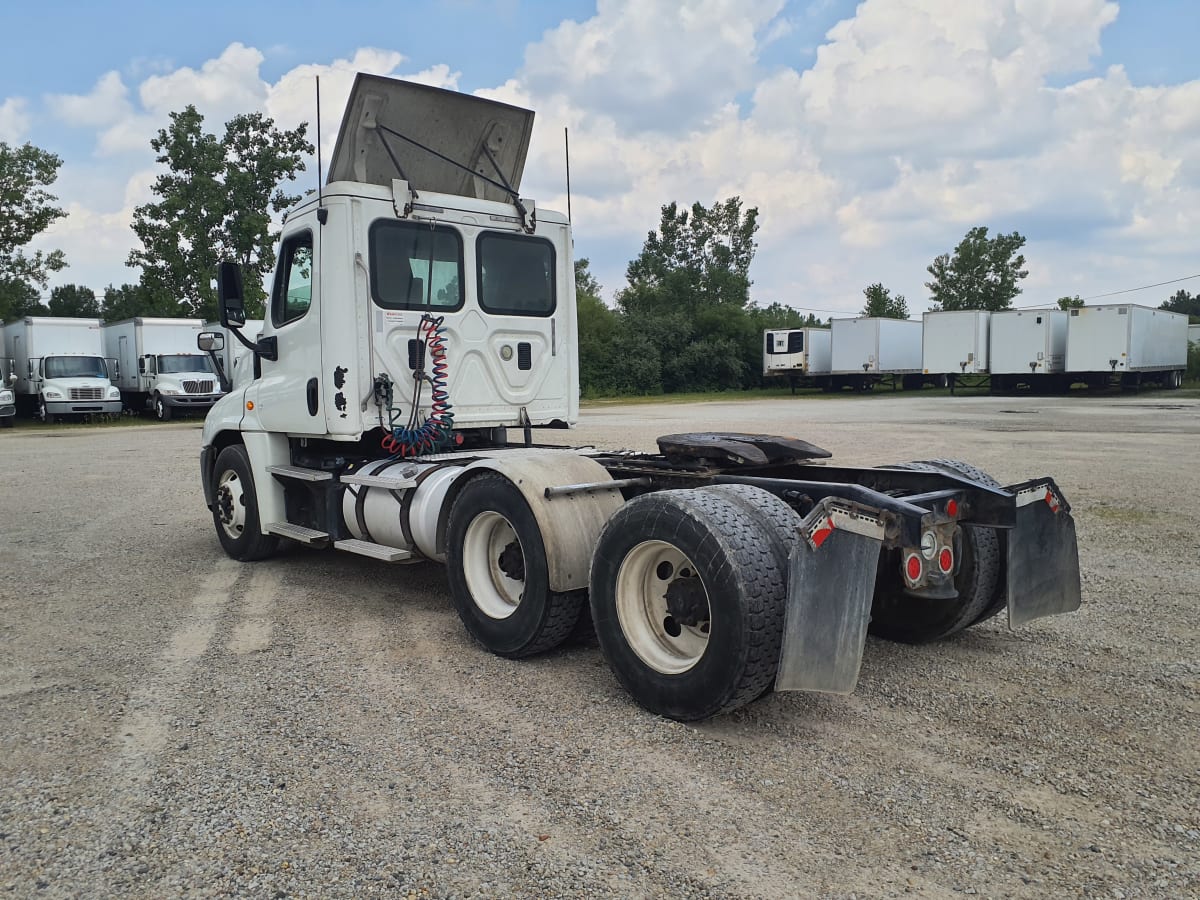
[589,489,787,721]
[445,473,585,659]
[38,398,55,425]
[211,444,278,561]
[154,395,172,421]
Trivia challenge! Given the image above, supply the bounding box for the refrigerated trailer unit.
[0,328,15,427]
[830,317,924,390]
[1065,304,1187,389]
[922,310,989,388]
[104,318,224,420]
[3,317,121,422]
[763,328,832,390]
[989,309,1069,391]
[196,73,1083,723]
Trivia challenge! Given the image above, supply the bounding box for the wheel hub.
[664,576,708,627]
[497,540,525,582]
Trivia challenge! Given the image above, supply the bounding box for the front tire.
[154,395,172,421]
[446,473,585,658]
[211,445,278,561]
[38,398,55,425]
[590,490,787,721]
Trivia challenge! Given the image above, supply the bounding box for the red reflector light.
[939,548,953,573]
[905,554,922,581]
[946,499,958,518]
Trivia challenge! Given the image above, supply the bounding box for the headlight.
[107,387,120,398]
[44,390,63,399]
[0,390,12,403]
[159,387,181,395]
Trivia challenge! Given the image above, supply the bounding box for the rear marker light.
[946,499,959,518]
[905,554,922,582]
[939,548,953,573]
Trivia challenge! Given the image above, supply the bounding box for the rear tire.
[211,444,279,561]
[589,489,786,721]
[446,473,585,658]
[869,460,1002,642]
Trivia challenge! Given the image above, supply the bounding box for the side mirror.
[138,357,147,375]
[27,360,36,379]
[217,261,246,328]
[197,331,225,352]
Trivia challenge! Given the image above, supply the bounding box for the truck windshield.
[44,356,107,379]
[158,355,215,374]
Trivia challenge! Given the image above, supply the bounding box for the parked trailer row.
[766,304,1188,394]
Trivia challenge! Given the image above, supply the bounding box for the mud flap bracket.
[776,500,887,694]
[1006,480,1082,627]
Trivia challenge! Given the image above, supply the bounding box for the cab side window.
[272,231,314,327]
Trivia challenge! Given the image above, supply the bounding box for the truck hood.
[327,74,534,203]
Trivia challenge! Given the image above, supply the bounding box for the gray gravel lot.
[1,392,1197,898]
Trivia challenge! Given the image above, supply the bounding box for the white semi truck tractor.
[103,317,224,420]
[199,75,1083,721]
[5,317,122,423]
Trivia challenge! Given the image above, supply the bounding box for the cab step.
[265,522,329,544]
[266,465,334,482]
[339,472,417,490]
[334,539,413,562]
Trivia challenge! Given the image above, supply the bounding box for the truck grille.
[183,380,215,394]
[69,387,104,400]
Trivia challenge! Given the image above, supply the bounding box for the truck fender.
[238,431,291,535]
[437,451,624,592]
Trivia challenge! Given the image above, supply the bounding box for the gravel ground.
[0,391,1197,899]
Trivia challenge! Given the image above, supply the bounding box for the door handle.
[306,377,319,416]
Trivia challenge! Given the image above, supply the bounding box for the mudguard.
[1005,479,1082,627]
[776,499,887,694]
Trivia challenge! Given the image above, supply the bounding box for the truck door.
[251,226,324,434]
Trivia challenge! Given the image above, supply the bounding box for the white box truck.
[4,317,122,423]
[104,317,224,420]
[194,73,1083,722]
[989,309,1069,391]
[922,310,989,387]
[830,316,923,390]
[1065,304,1187,389]
[0,325,16,427]
[763,328,832,391]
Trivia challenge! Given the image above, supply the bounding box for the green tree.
[48,284,99,317]
[0,278,49,320]
[1057,295,1085,310]
[926,226,1027,311]
[1160,289,1200,321]
[101,283,182,321]
[747,302,824,332]
[128,106,313,321]
[861,282,909,318]
[0,142,68,293]
[615,197,760,393]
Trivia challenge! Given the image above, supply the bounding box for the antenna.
[316,76,327,225]
[564,126,572,223]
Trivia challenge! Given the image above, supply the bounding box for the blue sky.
[3,0,1198,314]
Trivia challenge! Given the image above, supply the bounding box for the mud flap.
[1006,480,1082,627]
[776,500,886,694]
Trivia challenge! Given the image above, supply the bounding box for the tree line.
[2,111,1195,397]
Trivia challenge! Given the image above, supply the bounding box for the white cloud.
[0,97,30,142]
[46,71,134,128]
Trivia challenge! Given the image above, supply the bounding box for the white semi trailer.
[199,74,1082,721]
[4,317,122,423]
[829,316,924,390]
[1065,304,1187,389]
[922,310,989,389]
[104,317,224,420]
[0,333,16,427]
[762,328,832,391]
[989,309,1069,392]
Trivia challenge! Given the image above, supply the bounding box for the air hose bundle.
[378,313,455,457]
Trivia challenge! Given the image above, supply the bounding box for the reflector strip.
[810,517,835,548]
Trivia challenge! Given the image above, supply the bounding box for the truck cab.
[0,354,15,427]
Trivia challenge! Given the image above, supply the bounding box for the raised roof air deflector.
[326,74,534,202]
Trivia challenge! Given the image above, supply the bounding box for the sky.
[3,0,1199,317]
